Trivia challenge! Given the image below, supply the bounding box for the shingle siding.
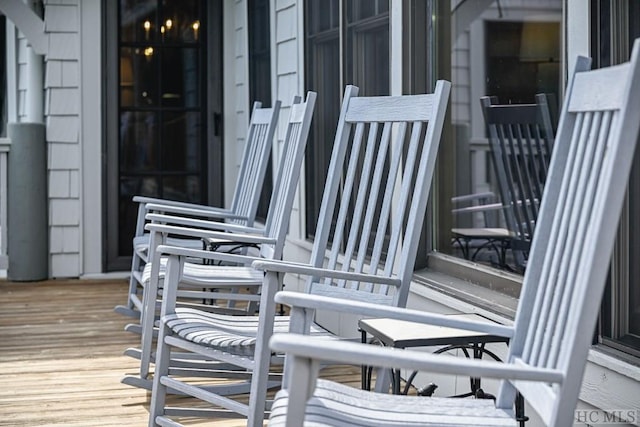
[46,115,79,143]
[50,253,80,277]
[275,5,296,43]
[49,170,71,198]
[48,33,78,60]
[44,5,78,33]
[50,198,80,226]
[227,0,250,206]
[43,0,81,277]
[49,142,79,169]
[47,87,79,115]
[272,1,303,240]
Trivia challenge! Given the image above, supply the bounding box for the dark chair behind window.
[482,94,556,271]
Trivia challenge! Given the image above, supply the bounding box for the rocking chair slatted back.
[261,96,317,260]
[307,82,450,308]
[498,45,640,426]
[230,102,282,225]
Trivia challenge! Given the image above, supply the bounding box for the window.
[303,0,389,238]
[434,0,562,276]
[248,0,273,222]
[595,0,640,357]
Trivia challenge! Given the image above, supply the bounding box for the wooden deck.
[0,279,361,426]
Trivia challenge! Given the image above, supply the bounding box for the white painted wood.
[580,355,640,421]
[345,95,436,123]
[0,0,48,55]
[566,0,591,89]
[26,45,43,123]
[568,63,630,112]
[266,42,640,427]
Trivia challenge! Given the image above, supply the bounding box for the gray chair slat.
[352,122,383,280]
[340,122,376,284]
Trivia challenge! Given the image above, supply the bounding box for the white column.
[25,0,44,124]
[26,46,44,123]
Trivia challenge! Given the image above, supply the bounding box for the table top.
[451,227,514,239]
[358,313,510,348]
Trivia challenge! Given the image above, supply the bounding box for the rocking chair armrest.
[145,203,247,221]
[270,333,562,384]
[145,213,264,235]
[251,259,401,288]
[275,291,514,338]
[145,223,274,245]
[155,244,265,266]
[133,196,233,214]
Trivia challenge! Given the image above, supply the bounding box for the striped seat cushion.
[141,257,264,287]
[269,379,515,426]
[164,308,333,357]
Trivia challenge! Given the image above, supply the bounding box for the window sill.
[411,265,518,324]
[413,252,522,318]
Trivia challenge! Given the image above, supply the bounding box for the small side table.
[358,314,527,426]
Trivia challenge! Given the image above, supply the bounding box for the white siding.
[272,0,304,245]
[223,0,250,208]
[44,0,81,277]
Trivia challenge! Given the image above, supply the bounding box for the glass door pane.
[107,0,210,259]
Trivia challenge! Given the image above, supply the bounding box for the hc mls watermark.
[575,409,639,425]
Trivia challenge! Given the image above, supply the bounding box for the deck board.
[0,279,361,426]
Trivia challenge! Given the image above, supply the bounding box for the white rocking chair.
[147,82,452,426]
[268,42,640,426]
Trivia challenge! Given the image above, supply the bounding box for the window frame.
[302,0,390,239]
[594,0,640,358]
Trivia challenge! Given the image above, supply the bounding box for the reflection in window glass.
[117,0,206,258]
[161,112,201,172]
[120,47,158,107]
[120,111,157,171]
[448,0,562,274]
[161,48,200,108]
[248,0,273,222]
[120,0,158,43]
[304,0,390,239]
